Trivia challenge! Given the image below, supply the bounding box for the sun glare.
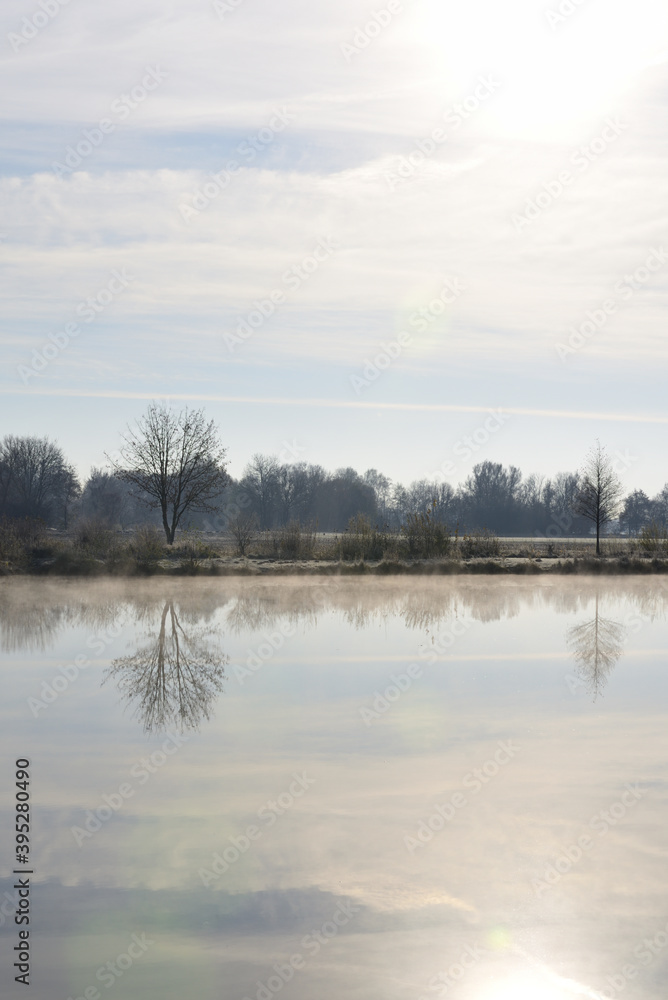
[475,964,605,1000]
[481,979,585,1000]
[414,0,668,140]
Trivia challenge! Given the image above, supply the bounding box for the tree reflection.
[104,600,227,733]
[566,593,626,700]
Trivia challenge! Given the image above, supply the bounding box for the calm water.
[1,576,668,1000]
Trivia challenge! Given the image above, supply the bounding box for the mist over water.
[1,577,667,999]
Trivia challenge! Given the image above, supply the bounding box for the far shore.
[3,529,668,577]
[4,554,668,577]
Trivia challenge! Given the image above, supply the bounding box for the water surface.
[1,577,667,1000]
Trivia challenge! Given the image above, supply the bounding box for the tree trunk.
[161,506,173,545]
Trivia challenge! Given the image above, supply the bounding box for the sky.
[1,0,668,494]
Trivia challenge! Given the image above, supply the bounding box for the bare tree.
[0,435,80,526]
[620,489,651,537]
[572,441,623,554]
[109,403,228,544]
[567,593,626,700]
[104,600,227,732]
[228,510,258,556]
[241,453,280,528]
[82,467,135,528]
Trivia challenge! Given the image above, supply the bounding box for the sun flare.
[414,0,668,140]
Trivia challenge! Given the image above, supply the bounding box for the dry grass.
[1,520,664,576]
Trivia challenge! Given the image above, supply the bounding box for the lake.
[1,576,667,1000]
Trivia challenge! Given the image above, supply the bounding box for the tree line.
[2,404,666,546]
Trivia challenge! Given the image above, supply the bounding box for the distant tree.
[0,435,79,526]
[109,403,228,544]
[619,489,651,536]
[228,511,258,556]
[53,462,81,529]
[81,468,135,528]
[460,461,522,534]
[363,469,393,522]
[572,441,623,554]
[650,483,668,527]
[540,471,587,537]
[241,454,281,529]
[406,479,438,514]
[313,468,376,531]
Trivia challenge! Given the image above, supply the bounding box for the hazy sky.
[2,0,668,492]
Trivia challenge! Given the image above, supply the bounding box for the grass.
[1,518,666,576]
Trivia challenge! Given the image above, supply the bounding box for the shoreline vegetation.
[2,520,668,576]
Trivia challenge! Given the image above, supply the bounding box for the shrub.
[0,517,29,566]
[459,527,501,559]
[0,516,50,566]
[130,525,165,564]
[74,520,119,560]
[272,521,316,560]
[340,514,387,561]
[228,511,258,556]
[640,521,668,556]
[401,503,451,559]
[176,527,216,569]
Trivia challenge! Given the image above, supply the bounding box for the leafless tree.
[104,600,227,733]
[0,435,79,526]
[567,593,626,700]
[109,403,228,544]
[241,453,281,528]
[572,441,623,554]
[82,468,135,528]
[228,510,258,556]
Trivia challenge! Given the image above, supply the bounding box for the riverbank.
[4,554,668,576]
[2,525,666,576]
